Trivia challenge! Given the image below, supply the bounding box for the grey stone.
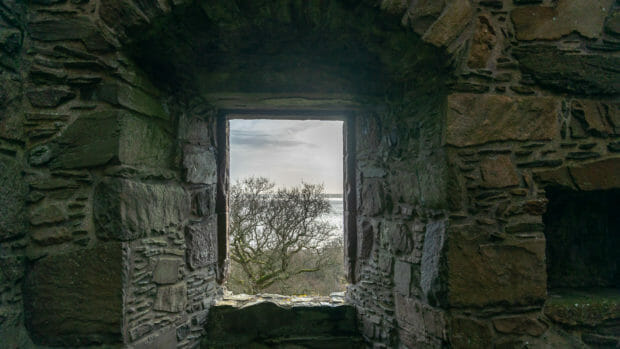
[29,204,67,226]
[28,145,53,166]
[94,177,190,241]
[133,327,177,349]
[421,221,446,306]
[185,217,217,269]
[422,0,472,47]
[183,145,217,185]
[446,93,560,147]
[28,17,111,51]
[26,88,75,108]
[154,283,187,313]
[0,158,27,241]
[153,257,182,284]
[511,0,614,40]
[23,243,123,346]
[393,260,411,296]
[191,185,214,217]
[513,45,620,95]
[52,110,173,169]
[360,179,384,216]
[97,83,168,120]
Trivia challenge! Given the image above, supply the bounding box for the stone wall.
[0,0,619,348]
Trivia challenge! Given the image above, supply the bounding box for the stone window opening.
[215,110,359,297]
[542,186,620,342]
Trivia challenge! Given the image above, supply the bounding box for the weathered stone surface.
[183,145,217,185]
[361,179,384,216]
[421,220,446,306]
[153,257,182,284]
[544,289,620,327]
[606,9,620,35]
[0,157,27,241]
[154,282,187,313]
[467,16,496,69]
[94,177,190,240]
[24,243,123,346]
[99,0,149,42]
[534,166,575,189]
[493,315,548,336]
[394,294,446,345]
[28,17,111,51]
[28,145,53,166]
[133,327,177,349]
[422,0,472,47]
[185,217,217,269]
[52,110,172,169]
[205,301,359,348]
[402,0,446,35]
[446,94,559,147]
[450,317,492,349]
[97,83,168,120]
[447,237,546,307]
[31,227,72,246]
[513,46,620,95]
[394,260,411,296]
[511,0,614,40]
[191,186,214,217]
[569,158,620,191]
[358,220,374,260]
[480,155,520,188]
[26,87,75,107]
[29,204,67,226]
[571,100,614,136]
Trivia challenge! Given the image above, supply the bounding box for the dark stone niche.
[544,187,620,289]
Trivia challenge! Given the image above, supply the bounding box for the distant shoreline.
[323,194,343,198]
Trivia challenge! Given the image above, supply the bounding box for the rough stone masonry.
[0,0,619,348]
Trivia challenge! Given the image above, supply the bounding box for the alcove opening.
[221,114,356,297]
[543,187,620,292]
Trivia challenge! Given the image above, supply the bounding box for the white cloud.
[230,119,344,194]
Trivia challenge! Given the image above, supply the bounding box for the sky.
[230,119,344,194]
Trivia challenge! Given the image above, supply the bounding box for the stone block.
[52,110,173,169]
[97,83,168,120]
[133,326,177,349]
[23,243,123,346]
[480,155,520,188]
[153,257,182,284]
[513,45,620,95]
[450,317,492,349]
[569,158,620,191]
[492,315,548,336]
[511,0,614,40]
[421,221,446,306]
[183,145,217,185]
[185,217,217,269]
[394,260,411,296]
[26,87,75,108]
[0,157,27,241]
[402,0,446,35]
[467,16,496,69]
[446,94,559,147]
[29,204,67,226]
[154,283,187,313]
[360,179,384,216]
[191,185,215,217]
[422,0,472,47]
[358,220,374,260]
[394,294,446,342]
[533,166,576,189]
[94,177,190,241]
[28,16,111,51]
[447,237,546,307]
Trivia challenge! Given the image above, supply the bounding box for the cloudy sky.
[230,119,344,194]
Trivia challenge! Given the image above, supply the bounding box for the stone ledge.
[215,291,347,308]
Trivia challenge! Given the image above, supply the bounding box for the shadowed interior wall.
[0,0,619,348]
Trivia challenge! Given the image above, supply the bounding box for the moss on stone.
[545,288,620,327]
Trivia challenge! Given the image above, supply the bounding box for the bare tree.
[228,177,338,294]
